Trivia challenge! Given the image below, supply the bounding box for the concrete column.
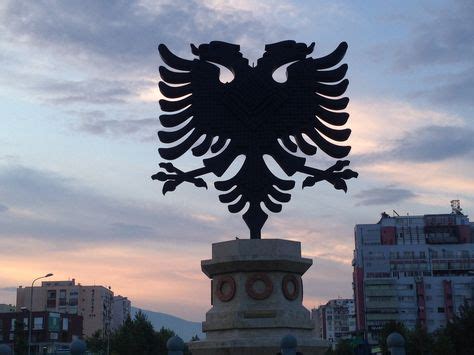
[189,239,329,354]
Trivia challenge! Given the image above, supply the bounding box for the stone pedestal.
[188,239,329,355]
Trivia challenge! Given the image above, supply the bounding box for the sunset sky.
[1,0,473,321]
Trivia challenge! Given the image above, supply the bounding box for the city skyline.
[0,1,473,321]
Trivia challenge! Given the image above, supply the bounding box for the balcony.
[432,258,474,271]
[365,300,399,309]
[365,288,398,297]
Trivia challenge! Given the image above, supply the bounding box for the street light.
[28,273,53,355]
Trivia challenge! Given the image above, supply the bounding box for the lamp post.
[28,273,53,355]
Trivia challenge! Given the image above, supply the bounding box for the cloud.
[0,286,16,292]
[353,122,474,166]
[348,99,465,157]
[365,1,474,109]
[0,0,297,74]
[354,186,417,206]
[0,203,8,212]
[78,117,157,137]
[393,125,474,162]
[415,68,474,108]
[0,163,362,319]
[393,1,474,69]
[304,256,354,306]
[110,222,154,237]
[31,78,151,105]
[0,165,224,246]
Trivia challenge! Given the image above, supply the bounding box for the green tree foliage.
[86,329,107,354]
[378,321,408,355]
[430,329,455,355]
[406,323,432,355]
[375,302,474,355]
[95,310,177,355]
[155,326,175,354]
[325,340,354,355]
[334,339,353,355]
[13,320,28,355]
[444,300,474,354]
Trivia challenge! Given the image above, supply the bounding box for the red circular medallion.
[215,275,236,302]
[245,273,273,300]
[282,274,300,301]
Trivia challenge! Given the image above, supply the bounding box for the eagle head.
[191,41,248,74]
[258,40,315,74]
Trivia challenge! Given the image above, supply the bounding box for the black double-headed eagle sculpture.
[152,41,358,239]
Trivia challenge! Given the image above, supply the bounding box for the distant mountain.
[131,307,204,341]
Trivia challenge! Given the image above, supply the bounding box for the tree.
[155,326,175,354]
[430,329,455,355]
[334,339,353,355]
[13,320,28,355]
[406,323,433,355]
[86,329,106,354]
[377,321,408,355]
[444,300,474,354]
[109,310,176,355]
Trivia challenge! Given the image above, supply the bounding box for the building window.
[10,319,16,331]
[59,289,67,306]
[62,318,69,331]
[50,332,58,340]
[69,298,78,306]
[438,307,445,313]
[34,317,44,330]
[47,290,57,308]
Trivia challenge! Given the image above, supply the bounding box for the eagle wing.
[157,44,234,161]
[273,42,351,162]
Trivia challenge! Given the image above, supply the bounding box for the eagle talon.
[159,162,182,174]
[154,164,208,194]
[301,164,357,191]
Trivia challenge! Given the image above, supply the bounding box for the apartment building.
[0,305,15,313]
[111,295,131,331]
[312,298,356,346]
[16,279,113,337]
[0,311,82,353]
[353,202,474,343]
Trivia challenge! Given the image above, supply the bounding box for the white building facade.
[353,204,474,343]
[312,299,356,346]
[111,295,131,331]
[16,279,114,337]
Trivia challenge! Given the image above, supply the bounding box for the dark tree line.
[86,310,191,355]
[326,301,474,355]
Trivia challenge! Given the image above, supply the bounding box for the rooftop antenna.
[393,210,400,216]
[451,200,462,215]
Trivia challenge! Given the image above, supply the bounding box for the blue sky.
[0,0,473,321]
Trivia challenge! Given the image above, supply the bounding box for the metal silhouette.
[152,41,358,239]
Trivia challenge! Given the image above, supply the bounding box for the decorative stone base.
[189,337,329,355]
[188,239,329,354]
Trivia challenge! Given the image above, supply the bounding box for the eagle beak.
[191,43,199,56]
